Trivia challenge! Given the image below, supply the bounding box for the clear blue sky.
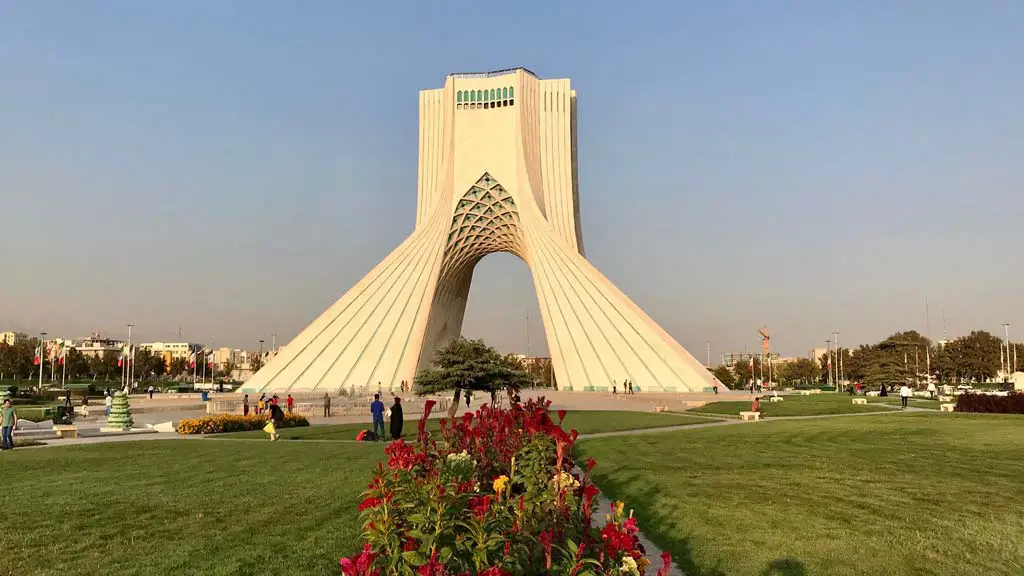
[1,1,1021,358]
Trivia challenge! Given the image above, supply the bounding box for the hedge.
[176,413,309,435]
[954,392,1024,414]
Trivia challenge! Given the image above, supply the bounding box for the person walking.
[628,381,634,395]
[389,397,404,440]
[147,385,155,400]
[323,393,331,418]
[286,394,295,414]
[1,399,17,450]
[927,381,937,399]
[265,401,285,441]
[370,394,386,441]
[104,393,113,417]
[879,384,888,397]
[243,394,250,416]
[258,393,267,415]
[899,384,911,409]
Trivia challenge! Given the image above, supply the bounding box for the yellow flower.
[492,475,509,496]
[615,501,625,518]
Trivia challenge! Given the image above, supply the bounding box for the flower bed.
[954,392,1024,414]
[176,413,309,434]
[341,398,671,575]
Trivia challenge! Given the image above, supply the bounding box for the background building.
[1,331,29,346]
[72,334,124,358]
[140,342,202,371]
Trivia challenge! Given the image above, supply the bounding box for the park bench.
[938,395,953,402]
[800,390,812,396]
[852,398,867,405]
[52,425,79,439]
[739,411,760,421]
[940,403,956,412]
[769,396,784,403]
[654,406,668,413]
[866,391,880,397]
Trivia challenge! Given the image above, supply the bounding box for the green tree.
[777,358,819,386]
[710,365,736,388]
[415,338,532,418]
[953,330,1002,382]
[169,357,188,378]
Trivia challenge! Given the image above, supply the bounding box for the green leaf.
[401,550,428,566]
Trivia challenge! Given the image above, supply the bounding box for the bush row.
[954,392,1024,414]
[175,413,309,435]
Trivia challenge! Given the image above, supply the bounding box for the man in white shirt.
[926,381,937,399]
[104,394,114,416]
[899,385,912,409]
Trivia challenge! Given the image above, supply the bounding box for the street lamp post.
[258,340,265,372]
[38,331,47,393]
[1003,323,1011,378]
[126,324,134,392]
[833,331,841,390]
[825,340,833,388]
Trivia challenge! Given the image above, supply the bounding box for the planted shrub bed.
[954,392,1024,414]
[176,413,309,434]
[342,398,672,575]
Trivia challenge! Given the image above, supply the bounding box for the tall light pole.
[38,331,47,393]
[525,313,531,358]
[272,332,277,354]
[825,340,833,388]
[126,324,134,392]
[706,340,711,367]
[1003,323,1011,378]
[832,331,841,390]
[258,339,265,372]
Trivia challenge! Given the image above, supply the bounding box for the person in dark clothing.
[389,397,404,440]
[243,394,250,416]
[879,384,888,397]
[266,402,285,441]
[370,394,386,441]
[323,393,331,417]
[64,393,73,409]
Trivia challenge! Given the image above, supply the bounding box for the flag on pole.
[33,344,42,366]
[118,344,127,367]
[207,348,214,368]
[58,342,67,365]
[189,351,197,369]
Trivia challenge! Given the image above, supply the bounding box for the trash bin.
[201,391,209,401]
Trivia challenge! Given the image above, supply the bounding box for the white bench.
[769,396,784,403]
[852,398,867,405]
[938,395,953,402]
[739,411,761,421]
[940,403,956,412]
[866,391,880,397]
[52,425,79,439]
[800,390,812,396]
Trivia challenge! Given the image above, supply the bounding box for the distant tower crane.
[758,327,773,388]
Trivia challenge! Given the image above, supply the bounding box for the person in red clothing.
[751,397,761,413]
[271,395,279,406]
[286,394,295,414]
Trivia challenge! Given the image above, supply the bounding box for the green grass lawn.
[0,440,382,576]
[578,412,1024,576]
[689,393,899,418]
[214,410,714,440]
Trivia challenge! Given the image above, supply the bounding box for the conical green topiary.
[106,391,134,430]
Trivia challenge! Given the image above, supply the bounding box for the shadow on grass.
[761,558,806,576]
[592,470,728,576]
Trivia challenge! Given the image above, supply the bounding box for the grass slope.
[0,441,382,576]
[578,412,1024,576]
[689,393,898,417]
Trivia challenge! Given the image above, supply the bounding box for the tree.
[710,365,736,388]
[776,358,818,386]
[249,353,264,373]
[415,338,532,418]
[169,357,188,378]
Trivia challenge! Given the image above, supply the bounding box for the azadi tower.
[241,68,717,394]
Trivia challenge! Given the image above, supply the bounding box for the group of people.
[612,380,636,395]
[369,393,403,441]
[243,393,295,416]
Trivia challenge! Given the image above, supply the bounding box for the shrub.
[954,392,1024,414]
[51,406,75,425]
[341,398,672,575]
[175,413,309,434]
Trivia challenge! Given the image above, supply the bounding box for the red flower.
[585,457,597,473]
[557,409,567,423]
[539,529,553,569]
[468,495,492,520]
[657,551,673,576]
[357,497,380,512]
[479,568,511,576]
[340,543,379,576]
[403,538,418,552]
